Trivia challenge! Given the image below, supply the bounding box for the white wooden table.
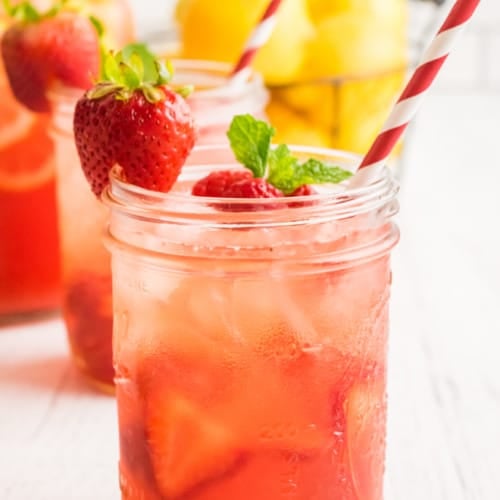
[1,93,499,499]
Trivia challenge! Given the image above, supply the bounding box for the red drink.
[0,60,60,316]
[0,0,134,319]
[103,145,399,499]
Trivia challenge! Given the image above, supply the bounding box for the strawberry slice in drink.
[143,389,242,499]
[345,381,387,500]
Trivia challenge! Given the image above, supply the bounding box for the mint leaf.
[268,146,352,194]
[267,144,299,191]
[227,114,275,178]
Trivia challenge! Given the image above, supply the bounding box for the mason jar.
[168,59,269,144]
[50,89,113,392]
[103,144,399,499]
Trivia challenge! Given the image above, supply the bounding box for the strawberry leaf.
[157,60,173,85]
[88,14,104,37]
[10,2,41,22]
[122,43,159,83]
[176,85,194,98]
[103,52,123,83]
[142,83,163,103]
[128,52,145,82]
[227,114,275,178]
[119,62,141,89]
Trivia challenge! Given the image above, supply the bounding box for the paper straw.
[352,0,481,186]
[229,0,283,85]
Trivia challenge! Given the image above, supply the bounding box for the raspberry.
[192,170,284,211]
[224,178,284,199]
[289,185,317,196]
[191,170,252,197]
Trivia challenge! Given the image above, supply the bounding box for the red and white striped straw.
[353,0,481,185]
[229,0,283,85]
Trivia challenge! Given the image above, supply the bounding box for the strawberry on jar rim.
[73,45,197,196]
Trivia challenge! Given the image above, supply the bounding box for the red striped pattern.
[359,0,481,172]
[359,125,408,170]
[230,0,283,80]
[398,57,448,101]
[439,0,481,32]
[232,49,258,75]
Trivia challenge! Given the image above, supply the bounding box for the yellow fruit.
[253,0,315,84]
[307,0,352,21]
[307,12,407,79]
[177,0,252,63]
[176,0,314,85]
[307,0,408,28]
[175,0,193,25]
[266,100,332,148]
[333,69,406,154]
[271,82,338,131]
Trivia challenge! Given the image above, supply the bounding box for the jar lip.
[168,59,266,101]
[102,144,399,228]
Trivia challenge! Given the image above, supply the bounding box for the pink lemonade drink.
[50,90,114,390]
[103,145,399,499]
[169,59,269,144]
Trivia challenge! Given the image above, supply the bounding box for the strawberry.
[345,381,387,500]
[1,3,100,112]
[143,389,241,498]
[191,115,352,210]
[73,45,196,196]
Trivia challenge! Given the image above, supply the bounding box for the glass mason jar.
[166,59,269,144]
[50,90,114,392]
[103,145,400,500]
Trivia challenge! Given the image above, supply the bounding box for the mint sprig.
[227,114,352,195]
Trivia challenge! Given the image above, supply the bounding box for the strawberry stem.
[88,43,177,103]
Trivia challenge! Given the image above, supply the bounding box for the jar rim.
[166,58,266,101]
[102,144,399,229]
